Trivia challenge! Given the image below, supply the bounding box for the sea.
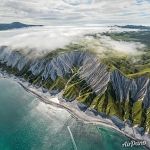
[0,78,148,150]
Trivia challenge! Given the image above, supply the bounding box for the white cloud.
[0,0,150,25]
[0,26,144,58]
[0,26,83,57]
[99,36,145,55]
[0,26,109,57]
[78,34,145,57]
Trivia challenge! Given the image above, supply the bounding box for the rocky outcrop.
[111,70,131,102]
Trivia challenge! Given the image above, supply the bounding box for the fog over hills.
[0,25,145,57]
[0,25,150,138]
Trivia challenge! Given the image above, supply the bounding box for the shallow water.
[0,78,148,150]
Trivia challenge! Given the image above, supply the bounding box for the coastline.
[17,82,150,149]
[0,73,150,149]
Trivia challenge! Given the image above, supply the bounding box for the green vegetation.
[146,108,150,133]
[132,100,143,125]
[97,31,150,79]
[99,49,150,78]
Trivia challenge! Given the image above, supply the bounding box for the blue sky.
[0,0,150,25]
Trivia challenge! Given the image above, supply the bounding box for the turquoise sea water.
[0,78,148,150]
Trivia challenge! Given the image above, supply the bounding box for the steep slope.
[0,46,150,133]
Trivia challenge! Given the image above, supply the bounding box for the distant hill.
[116,25,150,30]
[0,22,43,31]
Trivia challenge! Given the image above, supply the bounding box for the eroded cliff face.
[0,46,150,132]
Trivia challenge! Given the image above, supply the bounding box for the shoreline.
[0,74,150,149]
[18,82,150,149]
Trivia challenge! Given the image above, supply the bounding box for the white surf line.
[67,126,78,150]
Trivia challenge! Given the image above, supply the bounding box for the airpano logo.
[122,140,146,148]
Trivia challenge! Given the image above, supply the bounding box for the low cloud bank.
[99,36,145,55]
[0,26,110,57]
[0,26,83,57]
[0,26,145,58]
